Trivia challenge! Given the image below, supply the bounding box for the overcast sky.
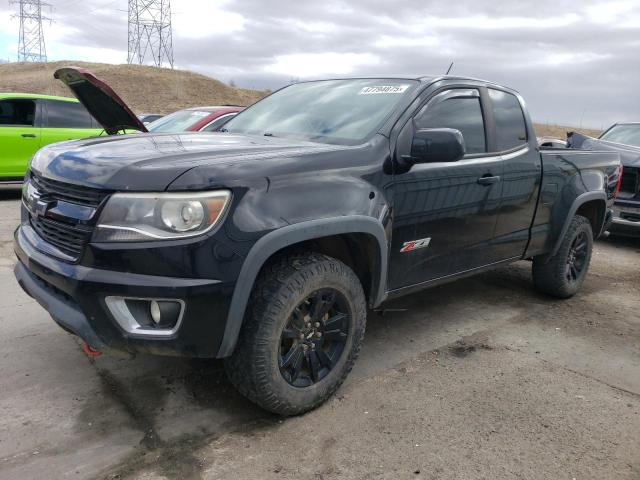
[1,0,639,128]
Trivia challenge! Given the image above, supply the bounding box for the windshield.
[600,124,640,147]
[148,110,211,133]
[222,79,419,145]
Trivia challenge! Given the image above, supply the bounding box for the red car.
[147,106,244,133]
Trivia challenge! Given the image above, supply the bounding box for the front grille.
[28,172,110,260]
[30,172,110,207]
[621,212,640,222]
[30,215,94,258]
[620,167,639,197]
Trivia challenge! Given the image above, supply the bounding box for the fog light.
[150,300,161,324]
[150,300,183,329]
[105,297,185,336]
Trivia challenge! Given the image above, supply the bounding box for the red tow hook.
[82,342,102,358]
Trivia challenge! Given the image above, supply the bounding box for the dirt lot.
[0,188,638,480]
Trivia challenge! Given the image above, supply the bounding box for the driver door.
[388,88,503,291]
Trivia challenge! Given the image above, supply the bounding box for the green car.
[0,93,104,183]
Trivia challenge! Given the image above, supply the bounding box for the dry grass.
[0,61,601,139]
[533,124,601,139]
[0,61,268,114]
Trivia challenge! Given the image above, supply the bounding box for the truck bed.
[525,149,622,257]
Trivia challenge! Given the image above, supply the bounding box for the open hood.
[54,67,148,135]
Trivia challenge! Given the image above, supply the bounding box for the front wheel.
[225,252,367,416]
[532,215,593,298]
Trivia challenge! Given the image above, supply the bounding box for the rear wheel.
[225,252,367,416]
[532,215,593,298]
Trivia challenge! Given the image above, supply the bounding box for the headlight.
[93,191,231,242]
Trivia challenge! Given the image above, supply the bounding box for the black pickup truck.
[14,68,622,415]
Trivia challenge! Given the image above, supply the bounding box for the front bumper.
[14,225,235,358]
[610,201,640,236]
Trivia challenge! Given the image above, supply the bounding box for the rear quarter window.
[489,89,527,152]
[45,100,96,129]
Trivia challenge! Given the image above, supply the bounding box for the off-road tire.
[224,252,367,416]
[532,215,593,298]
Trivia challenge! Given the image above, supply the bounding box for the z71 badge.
[400,237,431,253]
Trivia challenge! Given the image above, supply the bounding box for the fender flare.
[216,216,389,357]
[550,191,606,257]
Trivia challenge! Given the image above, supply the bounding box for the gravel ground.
[0,188,638,480]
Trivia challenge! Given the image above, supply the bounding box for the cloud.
[265,52,380,77]
[173,0,245,37]
[1,0,639,128]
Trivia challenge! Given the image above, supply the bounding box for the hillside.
[0,61,600,138]
[534,124,600,139]
[0,61,267,114]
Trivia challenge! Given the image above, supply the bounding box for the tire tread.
[532,215,593,298]
[225,252,366,416]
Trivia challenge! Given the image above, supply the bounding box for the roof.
[291,75,508,89]
[0,93,79,102]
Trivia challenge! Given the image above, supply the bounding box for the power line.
[127,0,174,68]
[10,0,51,62]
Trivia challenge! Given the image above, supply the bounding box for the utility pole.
[127,0,174,68]
[11,0,51,62]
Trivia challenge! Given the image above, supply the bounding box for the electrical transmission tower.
[127,0,174,68]
[11,0,51,62]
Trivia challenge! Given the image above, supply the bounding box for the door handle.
[21,133,37,138]
[477,175,501,186]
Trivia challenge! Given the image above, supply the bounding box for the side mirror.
[404,128,466,164]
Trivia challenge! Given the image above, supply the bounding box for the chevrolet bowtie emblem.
[24,183,52,217]
[35,198,50,217]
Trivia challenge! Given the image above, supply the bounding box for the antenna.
[11,0,51,62]
[127,0,174,68]
[446,62,454,75]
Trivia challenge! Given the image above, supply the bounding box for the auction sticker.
[359,85,410,95]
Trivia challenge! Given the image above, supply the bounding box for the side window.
[45,100,95,129]
[414,90,486,154]
[201,113,237,132]
[0,99,36,127]
[489,89,527,151]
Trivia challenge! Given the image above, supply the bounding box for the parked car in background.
[138,113,164,125]
[52,68,241,135]
[568,124,640,236]
[0,93,105,183]
[16,67,622,415]
[147,106,244,133]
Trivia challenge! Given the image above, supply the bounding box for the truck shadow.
[78,353,274,478]
[80,264,533,431]
[72,260,573,478]
[0,187,22,201]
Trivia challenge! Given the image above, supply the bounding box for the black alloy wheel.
[532,215,593,299]
[279,288,350,387]
[565,230,589,284]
